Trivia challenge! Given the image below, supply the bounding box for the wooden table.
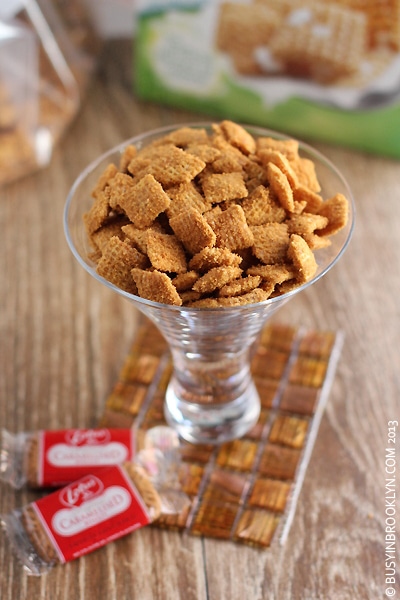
[1,41,399,599]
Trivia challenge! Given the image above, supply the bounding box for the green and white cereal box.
[134,0,400,158]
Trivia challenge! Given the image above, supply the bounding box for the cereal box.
[134,0,400,158]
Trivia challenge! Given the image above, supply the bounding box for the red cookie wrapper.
[1,464,161,575]
[0,428,135,489]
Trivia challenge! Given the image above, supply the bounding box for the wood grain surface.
[0,41,399,600]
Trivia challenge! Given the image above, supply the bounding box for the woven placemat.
[99,317,343,548]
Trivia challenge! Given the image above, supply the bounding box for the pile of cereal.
[83,120,348,307]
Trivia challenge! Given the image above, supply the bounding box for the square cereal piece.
[219,275,261,297]
[179,290,202,305]
[190,501,238,539]
[201,172,248,204]
[247,263,296,285]
[146,231,187,274]
[258,149,298,189]
[119,144,137,172]
[302,233,332,250]
[279,384,320,416]
[186,143,221,164]
[211,153,246,174]
[83,190,111,236]
[251,223,290,264]
[106,172,137,211]
[153,126,209,148]
[268,414,309,449]
[287,233,318,283]
[216,439,258,471]
[241,185,286,226]
[211,204,254,251]
[117,173,171,229]
[135,145,206,187]
[256,137,299,161]
[169,208,216,255]
[317,193,349,236]
[131,268,182,306]
[234,509,280,547]
[291,157,321,192]
[193,265,242,295]
[218,120,257,155]
[258,443,301,480]
[293,185,323,213]
[172,270,199,292]
[166,181,211,219]
[248,478,291,512]
[96,236,147,294]
[267,162,294,212]
[90,215,129,253]
[189,247,242,271]
[91,163,118,199]
[287,213,328,236]
[217,287,271,306]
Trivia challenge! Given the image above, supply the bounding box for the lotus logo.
[65,429,111,446]
[60,475,104,507]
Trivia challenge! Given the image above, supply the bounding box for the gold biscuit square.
[146,231,187,274]
[251,223,290,264]
[202,171,248,203]
[96,236,147,293]
[117,173,171,229]
[211,204,254,251]
[169,208,216,255]
[131,268,182,305]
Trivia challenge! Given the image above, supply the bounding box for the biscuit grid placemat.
[99,318,343,548]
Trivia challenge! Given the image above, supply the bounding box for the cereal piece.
[169,208,216,255]
[211,154,245,174]
[243,158,269,190]
[316,193,349,236]
[132,145,206,187]
[146,231,187,274]
[172,271,199,291]
[287,213,329,236]
[179,290,202,304]
[117,174,170,228]
[247,263,296,285]
[153,126,208,148]
[91,216,129,252]
[219,275,261,297]
[91,163,118,199]
[83,191,111,235]
[258,149,298,189]
[293,185,323,213]
[251,223,290,264]
[217,287,271,306]
[166,181,210,219]
[119,145,137,172]
[189,247,242,271]
[131,268,182,306]
[287,233,318,283]
[97,237,147,293]
[267,162,294,212]
[192,266,242,295]
[291,158,321,192]
[211,205,254,251]
[187,297,220,308]
[241,185,286,225]
[218,120,257,155]
[201,172,248,204]
[302,233,332,250]
[186,143,221,163]
[122,223,163,254]
[256,137,299,161]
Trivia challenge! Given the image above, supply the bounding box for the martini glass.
[64,124,354,445]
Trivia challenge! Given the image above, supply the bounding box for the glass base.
[164,380,261,445]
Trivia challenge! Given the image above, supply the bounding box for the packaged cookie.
[2,463,162,575]
[0,428,135,489]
